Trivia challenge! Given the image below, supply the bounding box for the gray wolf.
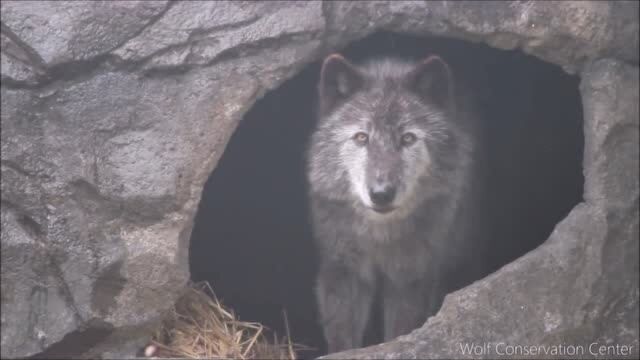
[306,53,488,353]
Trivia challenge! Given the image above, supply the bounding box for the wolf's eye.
[401,132,417,146]
[353,132,369,146]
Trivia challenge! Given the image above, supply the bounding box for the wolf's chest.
[352,220,431,273]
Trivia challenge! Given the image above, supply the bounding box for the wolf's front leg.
[382,277,432,342]
[316,260,375,353]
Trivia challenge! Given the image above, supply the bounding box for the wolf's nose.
[369,186,396,206]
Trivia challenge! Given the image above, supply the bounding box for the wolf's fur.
[306,53,489,353]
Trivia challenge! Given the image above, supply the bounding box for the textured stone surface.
[0,1,170,66]
[1,1,638,358]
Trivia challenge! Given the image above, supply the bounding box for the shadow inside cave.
[188,31,584,357]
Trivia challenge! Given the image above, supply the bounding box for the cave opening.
[188,32,584,357]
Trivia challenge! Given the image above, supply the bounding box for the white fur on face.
[334,122,436,216]
[330,123,368,141]
[338,134,372,208]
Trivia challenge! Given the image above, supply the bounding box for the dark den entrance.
[189,32,584,357]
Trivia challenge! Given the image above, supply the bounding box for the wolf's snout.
[369,186,396,207]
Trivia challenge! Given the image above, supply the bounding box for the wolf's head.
[309,53,461,219]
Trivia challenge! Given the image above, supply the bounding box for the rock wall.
[1,1,638,358]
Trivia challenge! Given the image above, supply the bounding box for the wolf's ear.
[319,54,364,113]
[405,56,453,108]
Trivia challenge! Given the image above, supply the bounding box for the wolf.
[306,53,489,353]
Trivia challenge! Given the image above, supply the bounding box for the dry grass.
[146,281,307,359]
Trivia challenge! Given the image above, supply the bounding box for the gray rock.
[323,0,639,74]
[1,33,46,85]
[0,1,169,67]
[112,1,324,71]
[1,1,638,358]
